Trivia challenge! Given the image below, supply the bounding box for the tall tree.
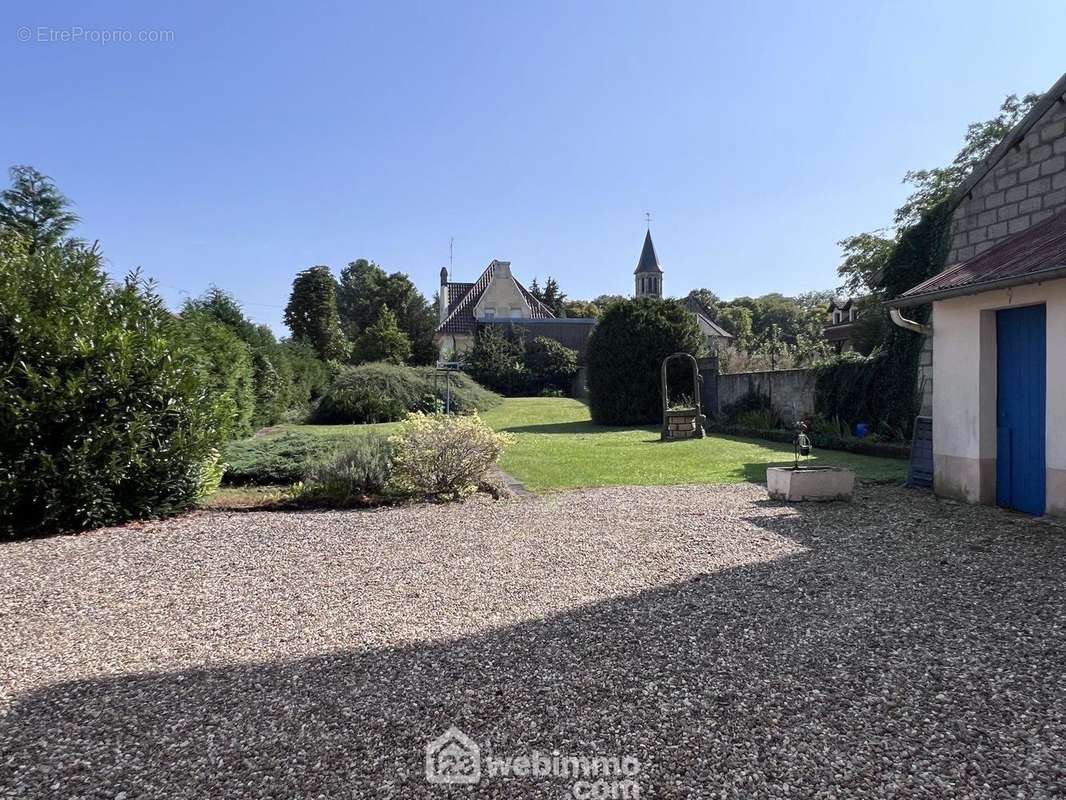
[0,166,79,250]
[283,266,347,360]
[336,258,436,364]
[838,92,1041,294]
[539,276,567,316]
[686,288,721,319]
[353,306,411,365]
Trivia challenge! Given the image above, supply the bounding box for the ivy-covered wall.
[815,201,952,437]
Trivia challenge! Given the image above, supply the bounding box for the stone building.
[634,229,663,298]
[823,297,859,354]
[888,71,1066,516]
[434,260,554,358]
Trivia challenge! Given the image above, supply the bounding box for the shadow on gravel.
[2,501,1065,798]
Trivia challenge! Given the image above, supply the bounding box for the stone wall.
[948,100,1066,263]
[717,368,816,423]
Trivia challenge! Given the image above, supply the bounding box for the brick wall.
[948,101,1066,262]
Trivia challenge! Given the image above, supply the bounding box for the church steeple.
[634,228,662,298]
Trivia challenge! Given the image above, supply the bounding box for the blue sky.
[4,1,1066,333]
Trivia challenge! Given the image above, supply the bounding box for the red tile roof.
[891,208,1066,307]
[436,261,554,335]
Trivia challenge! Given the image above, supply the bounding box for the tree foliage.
[0,237,231,536]
[0,165,80,251]
[586,298,704,425]
[284,265,347,360]
[336,258,437,364]
[354,305,412,365]
[530,276,568,316]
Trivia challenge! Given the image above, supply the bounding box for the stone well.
[662,409,705,441]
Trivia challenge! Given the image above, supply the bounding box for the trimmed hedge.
[586,298,704,425]
[0,238,232,536]
[310,362,500,424]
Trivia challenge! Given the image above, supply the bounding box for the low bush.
[704,422,911,460]
[390,412,513,499]
[310,362,500,424]
[722,390,783,429]
[299,435,394,506]
[220,432,341,485]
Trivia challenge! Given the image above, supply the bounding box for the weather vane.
[644,211,653,228]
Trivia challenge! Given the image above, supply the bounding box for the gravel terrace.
[1,484,1065,799]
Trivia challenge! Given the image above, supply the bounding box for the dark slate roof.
[826,297,854,312]
[436,261,554,335]
[634,229,662,274]
[891,207,1066,307]
[682,296,734,339]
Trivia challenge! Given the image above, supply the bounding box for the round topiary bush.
[586,297,704,425]
[310,362,500,424]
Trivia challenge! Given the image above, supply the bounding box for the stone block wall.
[717,368,816,423]
[948,100,1066,263]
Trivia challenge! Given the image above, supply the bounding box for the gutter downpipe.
[889,307,932,336]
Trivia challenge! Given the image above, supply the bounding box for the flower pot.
[766,466,855,502]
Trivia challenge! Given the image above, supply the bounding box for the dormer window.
[833,310,842,324]
[849,307,856,322]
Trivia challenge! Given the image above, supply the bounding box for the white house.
[888,72,1066,516]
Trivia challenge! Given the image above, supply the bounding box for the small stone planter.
[662,408,705,441]
[766,466,855,502]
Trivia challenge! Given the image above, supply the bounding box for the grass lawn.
[255,397,906,492]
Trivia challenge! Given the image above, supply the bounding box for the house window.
[849,307,856,322]
[833,310,842,324]
[483,307,495,320]
[510,307,522,319]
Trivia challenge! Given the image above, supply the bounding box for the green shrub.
[464,325,531,395]
[0,238,232,536]
[310,362,500,424]
[736,410,780,430]
[170,311,256,437]
[526,336,579,394]
[299,435,393,506]
[721,390,783,429]
[390,412,513,499]
[586,298,704,425]
[220,432,341,485]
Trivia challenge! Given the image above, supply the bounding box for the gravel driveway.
[2,484,1064,798]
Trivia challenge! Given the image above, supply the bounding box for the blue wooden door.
[996,304,1046,514]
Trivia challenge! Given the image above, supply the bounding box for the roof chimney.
[440,265,448,286]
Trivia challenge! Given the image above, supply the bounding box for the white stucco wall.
[932,277,1066,514]
[472,262,530,320]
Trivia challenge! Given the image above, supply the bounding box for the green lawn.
[267,397,906,492]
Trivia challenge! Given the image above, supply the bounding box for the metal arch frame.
[661,352,704,438]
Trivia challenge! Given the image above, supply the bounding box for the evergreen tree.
[336,258,437,364]
[283,266,347,360]
[354,306,412,365]
[0,166,79,250]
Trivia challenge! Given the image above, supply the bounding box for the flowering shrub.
[389,412,513,499]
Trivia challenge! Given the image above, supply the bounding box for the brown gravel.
[1,484,1064,798]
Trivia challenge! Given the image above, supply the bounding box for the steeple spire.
[634,228,663,298]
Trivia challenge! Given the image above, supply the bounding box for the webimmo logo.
[424,726,481,785]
